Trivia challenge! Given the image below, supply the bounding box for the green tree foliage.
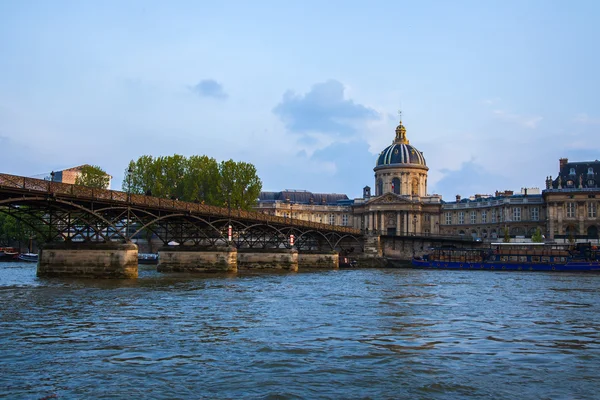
[218,160,263,211]
[531,228,544,243]
[503,227,511,243]
[75,165,111,188]
[122,155,262,210]
[0,210,38,249]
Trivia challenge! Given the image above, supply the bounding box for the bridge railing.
[0,173,361,235]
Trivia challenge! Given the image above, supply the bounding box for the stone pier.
[37,242,138,279]
[297,251,339,269]
[157,245,238,272]
[237,248,298,271]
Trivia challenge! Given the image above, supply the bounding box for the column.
[547,203,555,239]
[380,212,386,235]
[396,212,401,236]
[557,202,563,236]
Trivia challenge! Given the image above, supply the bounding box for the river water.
[1,262,599,399]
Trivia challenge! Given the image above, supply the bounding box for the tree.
[218,160,262,211]
[0,210,38,250]
[75,165,111,189]
[183,155,220,204]
[531,228,544,243]
[503,227,511,243]
[122,155,262,211]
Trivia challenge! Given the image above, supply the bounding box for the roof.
[551,160,600,189]
[259,190,350,205]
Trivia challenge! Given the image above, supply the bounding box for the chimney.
[456,194,461,202]
[559,158,569,171]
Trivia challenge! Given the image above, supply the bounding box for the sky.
[1,0,599,200]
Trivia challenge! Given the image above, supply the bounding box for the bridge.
[0,173,364,277]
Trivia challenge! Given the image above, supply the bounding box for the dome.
[376,142,426,166]
[375,120,426,167]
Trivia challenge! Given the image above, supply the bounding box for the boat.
[18,253,39,262]
[412,242,600,272]
[0,247,20,261]
[138,253,159,264]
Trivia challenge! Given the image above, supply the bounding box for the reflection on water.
[1,263,599,399]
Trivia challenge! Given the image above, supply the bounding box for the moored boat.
[18,253,39,262]
[0,247,20,261]
[138,253,159,264]
[412,242,600,272]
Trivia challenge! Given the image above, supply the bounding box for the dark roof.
[551,160,600,189]
[259,190,349,205]
[376,143,426,167]
[443,193,542,205]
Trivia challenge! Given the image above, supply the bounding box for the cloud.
[431,159,514,198]
[574,113,600,125]
[190,79,228,99]
[492,109,543,129]
[273,79,380,135]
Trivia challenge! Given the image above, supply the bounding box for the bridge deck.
[0,173,360,235]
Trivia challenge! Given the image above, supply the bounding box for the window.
[329,214,336,225]
[458,211,465,225]
[342,214,348,226]
[513,207,521,222]
[498,209,504,222]
[570,167,576,175]
[376,179,383,196]
[589,202,597,218]
[470,211,477,224]
[588,167,594,175]
[481,210,487,223]
[445,212,452,225]
[531,207,539,221]
[392,177,400,194]
[567,202,576,218]
[491,209,496,223]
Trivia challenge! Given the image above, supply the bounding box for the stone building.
[543,158,600,240]
[351,118,442,235]
[439,189,545,241]
[255,190,353,226]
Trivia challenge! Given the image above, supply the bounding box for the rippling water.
[1,262,599,399]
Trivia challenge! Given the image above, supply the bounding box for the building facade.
[46,165,112,189]
[543,158,600,241]
[439,189,546,241]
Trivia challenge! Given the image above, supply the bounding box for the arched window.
[588,225,598,239]
[392,177,400,194]
[588,167,594,175]
[377,179,383,196]
[569,167,576,175]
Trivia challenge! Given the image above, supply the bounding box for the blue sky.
[1,0,599,199]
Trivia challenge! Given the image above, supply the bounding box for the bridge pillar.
[297,251,339,269]
[237,248,298,271]
[38,242,138,279]
[157,246,237,272]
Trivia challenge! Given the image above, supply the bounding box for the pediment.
[366,193,414,205]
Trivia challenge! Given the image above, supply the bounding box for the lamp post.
[126,167,132,241]
[413,215,417,236]
[49,171,55,193]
